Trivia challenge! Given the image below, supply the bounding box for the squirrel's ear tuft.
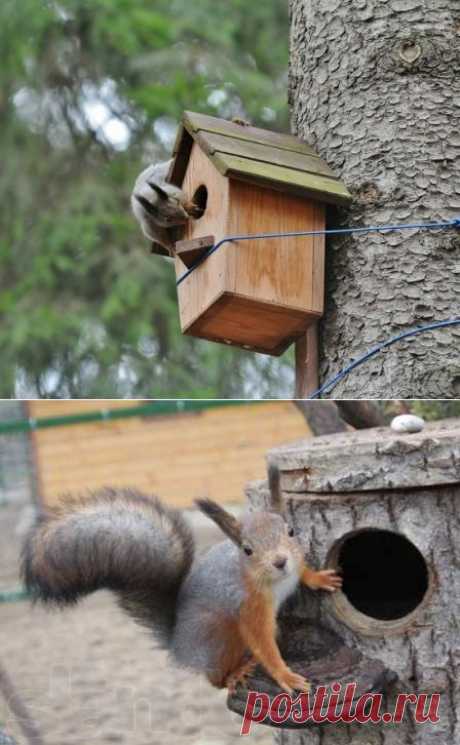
[148,182,169,200]
[134,195,159,218]
[195,499,242,546]
[267,463,284,515]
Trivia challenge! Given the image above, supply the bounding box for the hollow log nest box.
[164,112,351,355]
[228,418,460,741]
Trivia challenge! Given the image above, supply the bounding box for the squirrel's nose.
[273,556,287,570]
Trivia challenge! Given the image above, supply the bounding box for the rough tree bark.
[240,418,460,745]
[289,0,460,398]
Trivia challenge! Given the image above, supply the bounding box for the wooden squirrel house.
[166,112,351,355]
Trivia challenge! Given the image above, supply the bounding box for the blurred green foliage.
[0,0,292,397]
[411,401,460,420]
[366,401,460,423]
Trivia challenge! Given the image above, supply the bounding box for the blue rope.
[176,217,460,286]
[308,318,460,399]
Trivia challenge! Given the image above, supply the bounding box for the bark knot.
[398,39,422,66]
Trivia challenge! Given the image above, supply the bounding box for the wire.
[308,318,460,399]
[176,217,460,286]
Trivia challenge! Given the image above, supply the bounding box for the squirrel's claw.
[225,658,257,694]
[278,669,311,695]
[231,116,251,127]
[182,199,202,219]
[316,569,343,592]
[134,194,158,217]
[303,567,343,592]
[148,181,169,200]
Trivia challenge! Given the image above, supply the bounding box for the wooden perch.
[174,235,215,267]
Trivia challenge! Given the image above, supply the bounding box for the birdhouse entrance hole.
[192,185,208,219]
[327,528,432,635]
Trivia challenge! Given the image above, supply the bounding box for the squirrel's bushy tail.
[21,488,194,647]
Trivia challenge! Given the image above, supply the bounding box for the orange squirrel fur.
[194,465,342,693]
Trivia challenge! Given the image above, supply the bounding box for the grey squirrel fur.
[131,160,199,255]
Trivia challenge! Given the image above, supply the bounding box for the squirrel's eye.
[288,527,295,537]
[243,546,253,556]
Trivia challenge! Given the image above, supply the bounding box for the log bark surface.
[268,417,460,493]
[245,419,460,744]
[289,0,460,398]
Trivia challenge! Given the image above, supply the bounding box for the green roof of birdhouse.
[169,111,352,206]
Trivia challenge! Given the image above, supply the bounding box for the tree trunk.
[240,418,460,744]
[293,401,349,435]
[288,0,460,398]
[335,401,385,429]
[293,401,385,434]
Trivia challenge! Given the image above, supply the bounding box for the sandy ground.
[0,511,271,745]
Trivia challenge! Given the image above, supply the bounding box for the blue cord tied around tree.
[176,216,460,286]
[308,318,460,399]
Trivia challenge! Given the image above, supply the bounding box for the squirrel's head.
[196,465,304,587]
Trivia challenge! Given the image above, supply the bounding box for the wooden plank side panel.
[179,143,229,242]
[174,143,230,331]
[228,182,325,315]
[36,408,295,457]
[31,402,311,508]
[29,400,143,419]
[312,202,326,311]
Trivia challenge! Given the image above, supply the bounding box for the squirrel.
[130,159,201,255]
[21,467,342,695]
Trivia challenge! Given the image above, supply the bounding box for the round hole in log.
[192,185,208,219]
[327,528,432,635]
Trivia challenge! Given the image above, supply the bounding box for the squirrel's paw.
[182,198,202,219]
[231,116,251,127]
[225,658,257,694]
[277,668,311,695]
[311,569,343,592]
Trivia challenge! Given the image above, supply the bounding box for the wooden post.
[294,322,319,398]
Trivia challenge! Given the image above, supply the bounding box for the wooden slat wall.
[30,400,139,416]
[28,401,310,508]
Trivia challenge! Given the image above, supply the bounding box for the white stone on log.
[391,414,425,433]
